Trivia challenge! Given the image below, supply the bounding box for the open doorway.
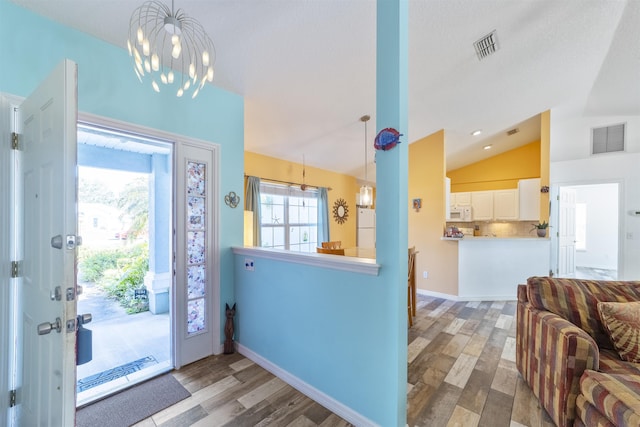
[75,124,173,406]
[555,183,619,280]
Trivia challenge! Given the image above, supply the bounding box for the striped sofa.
[516,276,640,427]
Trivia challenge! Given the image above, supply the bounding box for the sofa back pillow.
[527,276,640,349]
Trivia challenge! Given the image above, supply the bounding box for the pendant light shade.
[359,115,373,207]
[127,0,216,98]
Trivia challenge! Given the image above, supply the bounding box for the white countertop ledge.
[232,246,380,276]
[441,236,549,241]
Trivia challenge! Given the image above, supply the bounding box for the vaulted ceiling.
[10,0,640,181]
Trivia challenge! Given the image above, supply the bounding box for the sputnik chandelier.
[127,0,216,98]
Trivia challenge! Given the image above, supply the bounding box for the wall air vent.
[474,30,499,60]
[507,128,519,136]
[592,123,625,155]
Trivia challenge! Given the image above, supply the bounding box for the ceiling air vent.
[592,123,625,155]
[507,128,519,136]
[474,30,499,60]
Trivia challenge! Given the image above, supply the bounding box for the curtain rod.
[244,174,332,191]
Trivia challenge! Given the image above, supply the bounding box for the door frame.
[551,179,623,277]
[78,112,222,368]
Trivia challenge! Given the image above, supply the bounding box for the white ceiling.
[11,0,640,182]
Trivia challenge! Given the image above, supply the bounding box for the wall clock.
[332,198,349,224]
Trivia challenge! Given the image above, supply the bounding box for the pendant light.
[359,115,373,207]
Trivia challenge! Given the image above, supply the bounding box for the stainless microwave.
[450,206,472,222]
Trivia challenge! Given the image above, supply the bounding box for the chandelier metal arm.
[127,0,216,98]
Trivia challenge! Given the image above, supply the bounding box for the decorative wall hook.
[224,191,240,208]
[412,198,422,212]
[540,186,549,193]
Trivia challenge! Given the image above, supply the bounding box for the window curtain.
[317,187,330,243]
[244,176,261,246]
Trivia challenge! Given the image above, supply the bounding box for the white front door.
[558,187,577,277]
[16,59,78,426]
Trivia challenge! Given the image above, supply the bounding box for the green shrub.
[78,248,120,282]
[84,243,150,314]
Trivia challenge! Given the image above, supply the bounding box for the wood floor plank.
[130,295,558,427]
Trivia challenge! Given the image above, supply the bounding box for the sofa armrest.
[517,300,600,427]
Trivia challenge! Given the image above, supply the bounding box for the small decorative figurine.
[374,128,403,151]
[224,303,236,354]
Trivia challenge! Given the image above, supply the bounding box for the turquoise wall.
[234,0,409,423]
[234,257,401,426]
[0,0,244,344]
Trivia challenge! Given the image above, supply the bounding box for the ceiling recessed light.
[483,145,492,150]
[471,129,482,136]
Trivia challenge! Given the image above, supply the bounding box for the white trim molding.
[237,344,379,427]
[232,246,380,276]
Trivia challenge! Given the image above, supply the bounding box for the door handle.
[37,317,62,335]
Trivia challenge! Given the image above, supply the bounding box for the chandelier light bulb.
[142,39,150,56]
[127,0,216,97]
[151,53,160,71]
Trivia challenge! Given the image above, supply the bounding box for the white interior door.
[16,59,78,426]
[558,187,577,276]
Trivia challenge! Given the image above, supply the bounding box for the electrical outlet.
[244,258,254,271]
[423,271,428,279]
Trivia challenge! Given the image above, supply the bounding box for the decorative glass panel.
[187,265,206,298]
[186,161,207,336]
[187,231,205,265]
[187,162,206,196]
[187,298,206,334]
[188,196,205,230]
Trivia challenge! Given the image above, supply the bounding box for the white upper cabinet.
[451,191,471,206]
[471,191,493,220]
[494,189,519,220]
[518,178,541,221]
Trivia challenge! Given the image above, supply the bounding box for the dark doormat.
[76,374,190,427]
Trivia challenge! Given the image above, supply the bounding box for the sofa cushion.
[575,394,616,427]
[579,370,640,426]
[598,301,640,363]
[599,349,640,375]
[527,277,640,349]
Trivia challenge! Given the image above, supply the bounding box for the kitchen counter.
[442,236,548,241]
[444,236,550,299]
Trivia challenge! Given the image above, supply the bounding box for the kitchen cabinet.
[451,192,471,206]
[494,189,519,220]
[471,191,493,220]
[519,178,541,221]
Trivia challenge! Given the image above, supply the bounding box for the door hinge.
[11,261,20,278]
[9,389,16,407]
[11,132,20,150]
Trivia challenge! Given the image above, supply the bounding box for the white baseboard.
[236,343,378,427]
[416,288,515,302]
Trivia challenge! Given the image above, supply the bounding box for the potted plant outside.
[531,221,549,237]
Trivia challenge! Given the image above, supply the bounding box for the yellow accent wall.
[540,110,551,224]
[244,152,360,247]
[409,130,458,296]
[448,141,541,192]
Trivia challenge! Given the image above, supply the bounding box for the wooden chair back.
[321,241,342,249]
[316,247,345,255]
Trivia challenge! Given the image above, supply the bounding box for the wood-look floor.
[133,295,555,427]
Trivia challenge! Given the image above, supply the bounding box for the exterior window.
[260,183,318,252]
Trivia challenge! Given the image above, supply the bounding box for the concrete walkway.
[77,281,170,406]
